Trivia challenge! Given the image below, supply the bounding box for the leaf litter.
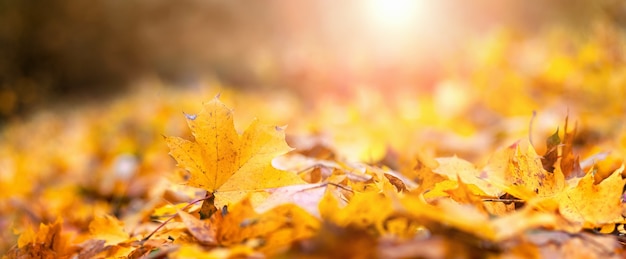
[4,27,626,258]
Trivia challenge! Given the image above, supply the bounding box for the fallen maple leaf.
[433,156,501,197]
[506,140,564,197]
[215,197,319,255]
[178,210,217,245]
[166,97,305,208]
[254,183,328,217]
[319,190,393,234]
[482,139,564,200]
[8,219,75,259]
[557,164,626,228]
[89,214,130,246]
[446,176,489,214]
[173,243,259,259]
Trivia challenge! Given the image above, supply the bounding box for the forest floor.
[3,25,626,258]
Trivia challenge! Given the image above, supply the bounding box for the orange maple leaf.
[166,97,305,207]
[9,219,75,259]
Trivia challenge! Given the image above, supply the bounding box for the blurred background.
[1,0,624,120]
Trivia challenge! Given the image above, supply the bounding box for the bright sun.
[363,0,424,32]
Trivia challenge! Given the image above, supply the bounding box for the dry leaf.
[178,210,216,245]
[8,219,75,259]
[89,214,130,246]
[557,165,626,227]
[561,116,582,179]
[166,97,305,207]
[434,156,501,196]
[542,127,560,173]
[254,183,328,217]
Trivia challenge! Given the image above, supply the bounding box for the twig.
[529,110,536,147]
[142,193,213,242]
[481,198,524,203]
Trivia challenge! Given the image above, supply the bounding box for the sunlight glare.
[363,0,422,32]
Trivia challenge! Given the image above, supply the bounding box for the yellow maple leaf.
[399,194,497,241]
[166,97,305,207]
[446,176,489,214]
[89,214,130,246]
[482,139,564,201]
[319,190,393,234]
[506,140,564,197]
[433,156,501,196]
[557,165,626,228]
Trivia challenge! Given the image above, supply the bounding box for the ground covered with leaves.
[4,26,626,258]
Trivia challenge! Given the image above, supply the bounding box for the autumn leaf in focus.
[480,139,564,201]
[557,165,626,227]
[507,140,564,198]
[166,96,305,208]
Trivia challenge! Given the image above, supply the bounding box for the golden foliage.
[4,24,626,258]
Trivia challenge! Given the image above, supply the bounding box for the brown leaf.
[179,210,217,245]
[542,128,560,173]
[561,116,582,179]
[384,173,407,192]
[8,219,75,259]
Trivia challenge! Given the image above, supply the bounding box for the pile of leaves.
[3,25,626,258]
